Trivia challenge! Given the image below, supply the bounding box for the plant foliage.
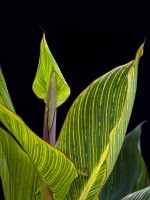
[0,34,149,200]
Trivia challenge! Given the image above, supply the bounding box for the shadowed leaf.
[99,122,149,200]
[121,187,150,200]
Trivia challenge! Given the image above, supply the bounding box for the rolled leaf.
[0,103,78,200]
[56,43,144,199]
[99,122,149,200]
[121,187,150,200]
[32,34,70,144]
[32,33,70,107]
[0,128,46,200]
[0,67,15,112]
[43,71,57,144]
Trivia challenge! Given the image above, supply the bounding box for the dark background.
[0,0,150,198]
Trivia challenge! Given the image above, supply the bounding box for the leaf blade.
[0,128,46,200]
[99,122,149,200]
[0,67,15,112]
[32,34,70,107]
[56,44,144,199]
[0,103,78,200]
[121,187,150,200]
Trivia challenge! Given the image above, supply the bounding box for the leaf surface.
[0,67,15,112]
[56,44,144,199]
[0,103,78,200]
[99,122,149,200]
[121,187,150,200]
[32,34,70,107]
[0,128,46,200]
[32,34,70,144]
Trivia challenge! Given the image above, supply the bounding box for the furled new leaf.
[56,43,144,199]
[0,103,78,200]
[0,128,46,200]
[121,187,150,200]
[32,33,70,107]
[99,122,149,200]
[32,34,70,144]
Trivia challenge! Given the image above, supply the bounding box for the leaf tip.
[135,42,145,60]
[38,25,45,34]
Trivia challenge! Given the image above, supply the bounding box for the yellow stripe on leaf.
[56,43,144,199]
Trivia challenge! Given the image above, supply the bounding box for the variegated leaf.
[0,128,47,200]
[56,43,144,199]
[0,103,78,200]
[32,34,70,107]
[0,67,15,112]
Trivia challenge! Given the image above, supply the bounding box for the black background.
[0,0,150,198]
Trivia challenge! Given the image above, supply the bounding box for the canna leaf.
[0,67,15,112]
[32,33,70,107]
[0,103,78,200]
[121,187,150,200]
[0,139,10,200]
[32,34,70,144]
[56,43,144,199]
[0,128,47,200]
[99,122,149,200]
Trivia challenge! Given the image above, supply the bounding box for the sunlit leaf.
[32,33,70,107]
[56,43,144,199]
[99,122,149,200]
[0,103,78,200]
[32,34,70,144]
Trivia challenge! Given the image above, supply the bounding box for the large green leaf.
[0,128,47,200]
[121,187,150,200]
[56,44,144,199]
[99,122,149,200]
[32,33,70,107]
[0,103,78,200]
[0,67,15,112]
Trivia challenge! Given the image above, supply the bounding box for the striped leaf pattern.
[0,67,15,112]
[99,122,149,200]
[56,44,144,199]
[0,128,46,200]
[0,138,10,200]
[105,43,144,179]
[32,34,70,107]
[0,103,78,200]
[121,187,150,200]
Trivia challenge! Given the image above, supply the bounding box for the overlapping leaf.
[121,187,150,200]
[0,102,78,200]
[56,44,144,199]
[0,64,77,199]
[0,128,46,200]
[32,33,70,107]
[99,122,149,200]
